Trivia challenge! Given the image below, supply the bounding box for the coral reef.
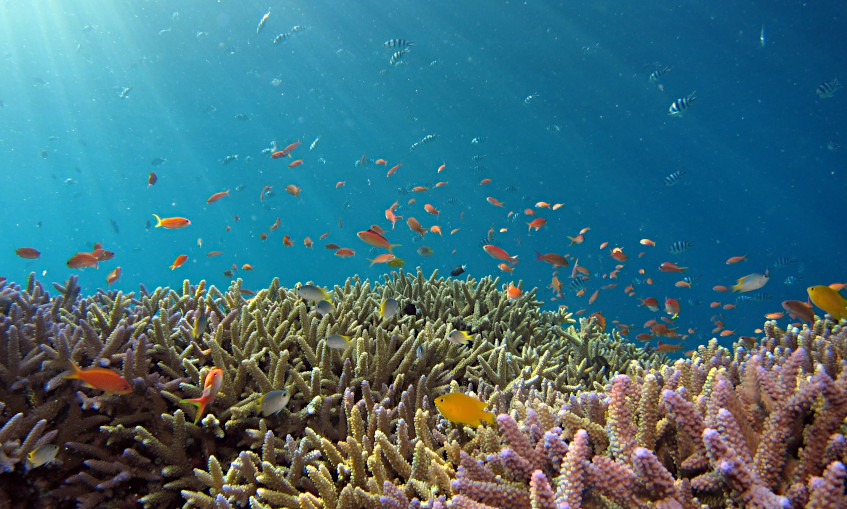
[0,269,660,508]
[2,269,845,507]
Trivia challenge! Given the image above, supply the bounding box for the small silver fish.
[297,284,330,302]
[256,8,271,35]
[259,389,291,416]
[27,444,59,469]
[309,136,321,151]
[325,334,352,350]
[447,330,473,346]
[315,299,334,316]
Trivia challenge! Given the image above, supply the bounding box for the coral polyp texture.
[1,269,845,508]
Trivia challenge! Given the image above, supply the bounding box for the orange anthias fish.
[568,234,585,246]
[153,214,191,229]
[15,247,41,259]
[285,184,301,198]
[610,247,627,262]
[170,255,188,270]
[434,393,495,427]
[486,196,504,207]
[335,248,356,257]
[385,203,403,230]
[406,217,429,238]
[369,253,396,266]
[483,244,518,265]
[66,252,100,269]
[536,252,568,267]
[659,262,687,273]
[106,266,121,285]
[357,229,401,253]
[288,159,303,169]
[664,297,680,318]
[726,255,747,264]
[206,190,230,204]
[65,361,132,394]
[527,218,547,231]
[387,163,402,177]
[506,283,522,299]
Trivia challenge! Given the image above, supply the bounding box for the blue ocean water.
[1,1,844,351]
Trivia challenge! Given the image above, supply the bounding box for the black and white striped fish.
[772,256,798,268]
[816,78,842,99]
[409,133,438,152]
[389,49,408,65]
[664,170,686,186]
[668,240,694,254]
[649,66,671,82]
[384,39,414,48]
[668,91,696,116]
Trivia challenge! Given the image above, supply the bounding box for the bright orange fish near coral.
[65,362,132,394]
[434,393,495,427]
[180,368,224,424]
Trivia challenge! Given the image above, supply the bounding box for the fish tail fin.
[535,251,543,261]
[64,361,82,380]
[483,411,496,426]
[152,214,163,227]
[179,397,207,424]
[567,236,576,246]
[387,243,401,254]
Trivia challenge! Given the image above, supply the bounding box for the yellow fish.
[434,393,495,427]
[807,285,847,321]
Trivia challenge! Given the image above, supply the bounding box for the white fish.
[732,270,770,293]
[27,444,59,469]
[759,25,766,48]
[447,330,473,346]
[380,298,399,319]
[315,299,334,316]
[325,334,352,350]
[259,389,291,416]
[297,284,331,302]
[256,8,271,35]
[309,136,320,151]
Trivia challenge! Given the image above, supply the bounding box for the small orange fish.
[723,304,737,310]
[206,190,230,204]
[506,283,522,299]
[656,342,682,352]
[713,285,730,292]
[610,247,627,262]
[283,235,293,246]
[260,186,272,202]
[437,163,446,173]
[412,186,429,192]
[527,218,547,231]
[153,214,190,229]
[406,217,429,237]
[375,158,387,165]
[336,181,346,189]
[535,201,550,208]
[242,264,254,271]
[106,266,121,285]
[588,289,600,304]
[640,238,656,246]
[568,234,585,246]
[259,232,268,240]
[764,312,784,319]
[270,150,286,159]
[147,171,158,187]
[279,140,300,157]
[67,252,99,269]
[357,229,401,253]
[599,241,609,250]
[320,232,330,240]
[498,262,514,273]
[65,362,132,394]
[675,281,691,288]
[179,385,216,424]
[369,253,396,266]
[387,163,402,177]
[719,330,735,337]
[726,255,747,264]
[710,302,721,308]
[424,204,440,215]
[483,244,518,265]
[170,255,188,270]
[552,203,564,210]
[15,247,41,259]
[435,181,448,187]
[486,196,503,207]
[450,228,460,235]
[288,159,303,169]
[335,248,355,257]
[207,251,223,257]
[303,237,313,248]
[480,178,492,185]
[434,393,495,427]
[659,262,687,272]
[385,204,403,230]
[285,184,301,198]
[325,243,341,250]
[430,225,443,236]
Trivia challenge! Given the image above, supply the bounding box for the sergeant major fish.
[664,170,685,186]
[256,8,271,34]
[649,66,671,82]
[668,91,696,116]
[816,78,842,99]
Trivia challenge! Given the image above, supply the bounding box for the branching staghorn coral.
[0,270,662,507]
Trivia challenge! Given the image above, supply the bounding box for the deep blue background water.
[2,1,844,351]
